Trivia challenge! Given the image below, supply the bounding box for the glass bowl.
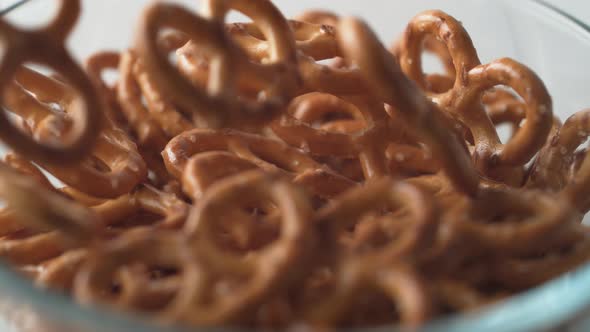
[1,0,590,331]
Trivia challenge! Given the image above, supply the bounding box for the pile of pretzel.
[0,0,589,329]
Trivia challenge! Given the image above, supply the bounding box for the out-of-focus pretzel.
[0,159,101,268]
[4,67,147,198]
[0,0,102,164]
[178,13,368,96]
[272,93,400,179]
[272,92,441,179]
[117,50,169,149]
[134,58,192,138]
[117,50,175,188]
[338,16,479,195]
[136,0,301,129]
[3,153,55,191]
[0,164,99,241]
[74,229,200,321]
[398,11,553,184]
[440,188,577,258]
[307,261,431,327]
[164,128,356,200]
[178,170,314,325]
[92,184,189,230]
[220,19,338,63]
[302,179,437,326]
[489,227,590,289]
[85,51,129,129]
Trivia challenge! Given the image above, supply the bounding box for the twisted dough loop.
[399,11,553,175]
[164,128,355,200]
[136,1,300,129]
[181,170,315,324]
[5,67,147,198]
[0,0,102,164]
[338,16,479,195]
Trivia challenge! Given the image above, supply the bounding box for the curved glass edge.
[0,0,589,331]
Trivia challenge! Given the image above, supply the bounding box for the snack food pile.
[0,0,589,329]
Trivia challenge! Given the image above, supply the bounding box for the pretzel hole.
[483,86,525,145]
[346,215,402,253]
[34,166,65,190]
[212,199,280,253]
[2,0,60,30]
[121,265,180,311]
[100,68,119,89]
[421,53,447,78]
[6,63,92,150]
[495,123,513,145]
[227,12,254,26]
[420,38,453,94]
[107,263,181,311]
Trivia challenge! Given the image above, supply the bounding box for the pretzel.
[0,160,99,268]
[431,279,502,312]
[221,19,339,63]
[117,50,175,188]
[306,261,431,327]
[136,1,301,129]
[164,128,356,200]
[117,51,169,149]
[300,179,437,325]
[398,11,553,184]
[439,188,577,258]
[0,0,102,164]
[133,58,193,138]
[391,35,455,94]
[92,184,189,230]
[85,51,130,129]
[316,178,438,259]
[337,16,479,195]
[489,227,590,289]
[273,92,443,179]
[180,170,315,324]
[3,153,55,191]
[529,109,590,211]
[177,16,369,96]
[32,249,89,291]
[74,229,200,321]
[5,66,147,198]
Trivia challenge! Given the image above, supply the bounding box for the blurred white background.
[0,0,586,120]
[0,0,587,60]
